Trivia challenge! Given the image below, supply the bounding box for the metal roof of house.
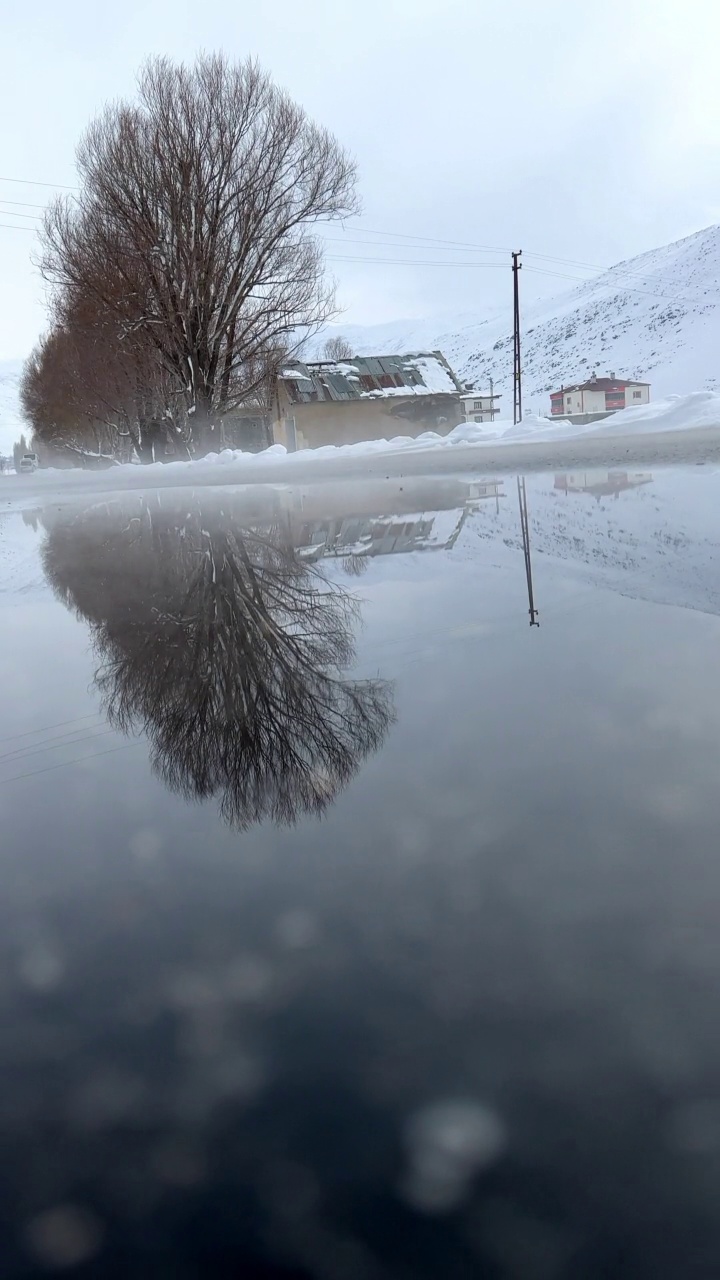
[279,352,462,405]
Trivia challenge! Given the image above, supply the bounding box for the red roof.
[551,377,649,397]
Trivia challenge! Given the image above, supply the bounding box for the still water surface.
[1,466,719,1277]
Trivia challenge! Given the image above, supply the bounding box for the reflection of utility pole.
[517,476,539,627]
[512,251,523,425]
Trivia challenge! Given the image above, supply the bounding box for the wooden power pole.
[517,476,539,627]
[512,250,523,425]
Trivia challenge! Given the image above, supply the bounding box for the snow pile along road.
[494,392,720,443]
[200,391,720,453]
[1,390,719,507]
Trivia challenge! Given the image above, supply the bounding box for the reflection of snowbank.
[0,513,47,598]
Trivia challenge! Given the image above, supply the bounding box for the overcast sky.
[1,0,720,359]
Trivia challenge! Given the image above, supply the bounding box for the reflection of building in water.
[555,470,653,502]
[289,480,505,562]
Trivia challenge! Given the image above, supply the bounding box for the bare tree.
[40,54,359,454]
[322,335,353,361]
[42,493,394,828]
[22,285,194,465]
[21,327,133,465]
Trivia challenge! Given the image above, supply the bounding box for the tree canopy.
[28,54,358,461]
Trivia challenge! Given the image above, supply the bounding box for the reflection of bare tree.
[43,496,394,828]
[341,554,370,577]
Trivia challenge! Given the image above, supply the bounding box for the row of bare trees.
[22,54,358,463]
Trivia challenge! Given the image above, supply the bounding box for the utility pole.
[512,251,523,425]
[489,375,495,423]
[517,476,539,627]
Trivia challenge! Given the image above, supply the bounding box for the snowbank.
[9,422,505,483]
[2,393,719,499]
[587,391,720,436]
[489,392,720,444]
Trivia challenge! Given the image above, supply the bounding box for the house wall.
[460,396,498,423]
[626,384,650,406]
[273,390,463,450]
[580,388,608,414]
[552,383,651,416]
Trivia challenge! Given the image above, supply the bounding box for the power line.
[523,263,708,308]
[0,198,48,209]
[325,254,508,268]
[323,219,710,298]
[0,175,78,191]
[318,234,506,256]
[0,176,707,307]
[324,249,710,309]
[0,209,42,221]
[320,220,509,255]
[0,739,141,788]
[0,176,709,291]
[320,229,508,254]
[525,247,694,288]
[0,712,103,746]
[0,724,113,767]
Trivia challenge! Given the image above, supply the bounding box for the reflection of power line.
[517,477,539,627]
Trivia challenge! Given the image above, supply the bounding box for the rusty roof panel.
[279,352,463,403]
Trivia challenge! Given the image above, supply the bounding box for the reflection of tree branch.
[42,496,395,829]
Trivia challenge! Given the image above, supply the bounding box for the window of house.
[473,400,483,410]
[633,390,642,399]
[566,396,572,404]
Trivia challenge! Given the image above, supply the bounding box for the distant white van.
[18,453,39,474]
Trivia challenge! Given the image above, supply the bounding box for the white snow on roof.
[406,355,457,394]
[352,354,457,399]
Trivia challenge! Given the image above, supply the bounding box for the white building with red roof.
[550,372,650,421]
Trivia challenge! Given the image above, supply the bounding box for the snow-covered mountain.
[4,224,720,437]
[319,224,720,413]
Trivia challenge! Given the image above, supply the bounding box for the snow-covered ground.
[0,389,716,501]
[483,391,720,443]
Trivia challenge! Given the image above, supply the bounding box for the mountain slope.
[320,225,720,412]
[3,226,720,439]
